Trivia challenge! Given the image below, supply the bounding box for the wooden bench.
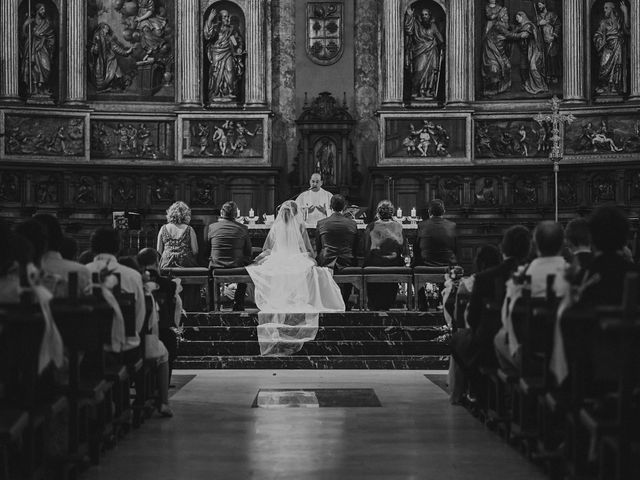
[161,267,210,311]
[333,267,364,310]
[210,267,253,311]
[363,266,413,311]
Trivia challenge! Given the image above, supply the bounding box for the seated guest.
[363,200,408,310]
[14,219,49,269]
[33,214,91,298]
[316,194,359,308]
[452,225,531,372]
[208,201,252,311]
[137,247,180,379]
[565,217,592,279]
[578,205,639,306]
[59,236,79,261]
[415,199,457,266]
[78,250,94,265]
[86,228,145,353]
[157,201,199,269]
[494,221,567,375]
[448,244,501,404]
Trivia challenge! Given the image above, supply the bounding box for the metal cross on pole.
[534,96,576,222]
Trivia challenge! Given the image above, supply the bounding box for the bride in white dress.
[247,200,345,355]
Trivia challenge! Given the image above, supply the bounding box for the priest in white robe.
[295,173,334,225]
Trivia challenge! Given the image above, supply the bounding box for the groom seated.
[315,194,359,308]
[208,201,253,311]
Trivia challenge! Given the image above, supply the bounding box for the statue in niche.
[204,8,245,104]
[314,139,336,185]
[20,2,55,99]
[89,23,134,92]
[535,1,561,86]
[404,6,444,100]
[506,11,547,95]
[481,0,511,97]
[593,1,629,96]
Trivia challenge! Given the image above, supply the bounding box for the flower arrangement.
[423,282,442,310]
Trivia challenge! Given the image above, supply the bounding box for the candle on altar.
[249,208,255,218]
[396,207,402,218]
[410,207,416,218]
[237,209,241,218]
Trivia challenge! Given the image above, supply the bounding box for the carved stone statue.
[535,0,561,85]
[593,1,629,95]
[481,0,511,97]
[404,6,444,99]
[204,8,245,103]
[507,11,548,95]
[20,3,55,98]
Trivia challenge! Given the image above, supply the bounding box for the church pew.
[332,267,364,310]
[210,267,253,311]
[362,267,413,311]
[161,267,210,311]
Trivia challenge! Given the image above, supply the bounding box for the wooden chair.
[332,267,364,310]
[162,267,210,311]
[210,267,253,311]
[362,266,413,310]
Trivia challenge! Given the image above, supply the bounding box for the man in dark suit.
[207,201,252,310]
[415,199,457,266]
[451,225,531,371]
[315,194,359,308]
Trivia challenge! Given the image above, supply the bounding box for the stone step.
[184,311,446,327]
[179,340,450,356]
[181,325,449,342]
[174,355,449,370]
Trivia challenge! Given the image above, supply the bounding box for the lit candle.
[237,209,241,218]
[249,208,254,218]
[396,207,402,218]
[411,207,416,218]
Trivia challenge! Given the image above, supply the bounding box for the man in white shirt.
[86,227,145,352]
[494,220,567,375]
[34,214,91,298]
[295,173,334,225]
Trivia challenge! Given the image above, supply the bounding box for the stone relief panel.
[436,176,462,206]
[91,119,174,159]
[191,177,218,206]
[382,115,469,163]
[473,176,500,206]
[558,175,578,206]
[0,173,21,203]
[203,1,246,106]
[181,117,264,159]
[564,114,640,156]
[70,175,100,205]
[148,175,176,203]
[475,118,551,159]
[475,0,562,101]
[590,0,630,99]
[87,0,175,100]
[403,0,446,103]
[512,175,538,205]
[591,174,615,203]
[18,0,60,104]
[33,174,61,204]
[110,175,138,204]
[4,114,86,158]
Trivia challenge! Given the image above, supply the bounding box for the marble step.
[174,355,449,369]
[181,325,449,342]
[179,340,450,356]
[185,311,446,327]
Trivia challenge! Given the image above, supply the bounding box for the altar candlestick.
[249,208,254,218]
[410,207,416,218]
[396,207,402,218]
[237,209,241,218]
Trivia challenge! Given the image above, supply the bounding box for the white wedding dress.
[246,201,345,355]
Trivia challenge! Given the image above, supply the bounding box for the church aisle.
[84,370,546,480]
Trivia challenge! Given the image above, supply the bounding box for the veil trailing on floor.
[246,200,344,356]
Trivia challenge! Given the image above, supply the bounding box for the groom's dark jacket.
[207,218,252,268]
[315,212,359,269]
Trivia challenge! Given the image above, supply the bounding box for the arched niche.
[18,0,62,104]
[202,1,246,106]
[474,0,563,101]
[402,0,447,104]
[312,136,338,186]
[589,0,631,99]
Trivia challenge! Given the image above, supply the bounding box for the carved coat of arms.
[306,3,344,66]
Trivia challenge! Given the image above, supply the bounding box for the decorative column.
[563,0,586,103]
[629,3,640,100]
[177,0,200,106]
[0,0,20,102]
[382,0,402,106]
[66,0,86,104]
[245,0,265,105]
[447,0,468,105]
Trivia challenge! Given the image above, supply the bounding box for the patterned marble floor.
[83,370,547,480]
